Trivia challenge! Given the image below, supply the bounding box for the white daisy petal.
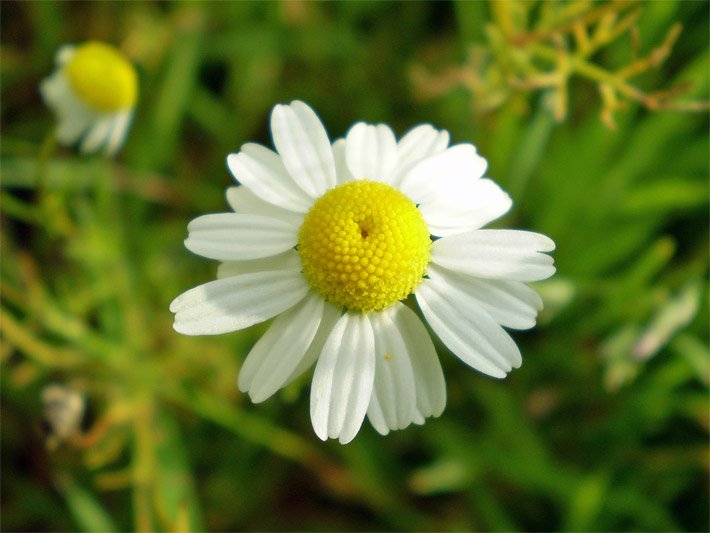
[427,275,523,369]
[428,264,542,330]
[42,76,93,145]
[431,229,556,282]
[420,178,513,236]
[391,124,449,184]
[170,271,309,335]
[398,124,450,159]
[271,100,337,198]
[284,302,342,385]
[389,303,446,420]
[105,111,132,156]
[56,44,76,65]
[185,213,298,261]
[365,388,388,435]
[398,144,488,204]
[80,118,114,154]
[40,73,64,105]
[310,312,375,444]
[227,143,313,213]
[217,249,302,279]
[225,186,304,226]
[366,310,417,434]
[332,139,355,184]
[238,293,325,403]
[416,277,521,378]
[55,113,91,146]
[344,122,398,182]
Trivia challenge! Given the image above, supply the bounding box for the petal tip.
[290,99,313,112]
[226,152,239,171]
[168,294,183,313]
[236,371,249,393]
[313,425,328,441]
[248,390,269,404]
[538,234,556,252]
[172,320,194,336]
[338,434,356,445]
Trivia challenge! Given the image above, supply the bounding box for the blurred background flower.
[41,41,138,156]
[1,1,707,531]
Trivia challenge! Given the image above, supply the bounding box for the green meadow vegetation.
[1,1,708,531]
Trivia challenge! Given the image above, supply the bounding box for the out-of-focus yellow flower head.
[41,41,138,156]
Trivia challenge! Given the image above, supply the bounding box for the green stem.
[532,43,646,103]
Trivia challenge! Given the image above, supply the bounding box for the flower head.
[41,41,138,156]
[171,101,555,443]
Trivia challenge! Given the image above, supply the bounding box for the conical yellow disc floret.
[298,180,431,312]
[66,42,137,112]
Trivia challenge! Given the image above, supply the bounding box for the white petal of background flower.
[428,264,542,330]
[416,278,521,378]
[398,144,487,204]
[238,293,325,403]
[185,213,298,261]
[55,110,91,145]
[367,310,417,435]
[170,271,309,335]
[81,117,114,153]
[227,143,313,213]
[419,178,512,236]
[225,186,304,227]
[41,51,76,100]
[310,312,376,444]
[271,100,337,198]
[42,74,92,145]
[390,303,446,421]
[431,229,556,282]
[55,44,75,65]
[217,250,302,279]
[391,124,449,184]
[105,111,133,156]
[344,122,398,182]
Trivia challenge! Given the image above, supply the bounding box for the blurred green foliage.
[1,1,708,531]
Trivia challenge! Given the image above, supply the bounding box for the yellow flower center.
[298,180,431,312]
[65,42,138,112]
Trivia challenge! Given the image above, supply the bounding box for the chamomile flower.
[41,41,137,156]
[170,101,555,444]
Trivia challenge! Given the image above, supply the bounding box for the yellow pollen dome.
[65,42,138,112]
[298,180,431,312]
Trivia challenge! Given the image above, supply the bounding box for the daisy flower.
[40,41,137,156]
[171,101,555,444]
